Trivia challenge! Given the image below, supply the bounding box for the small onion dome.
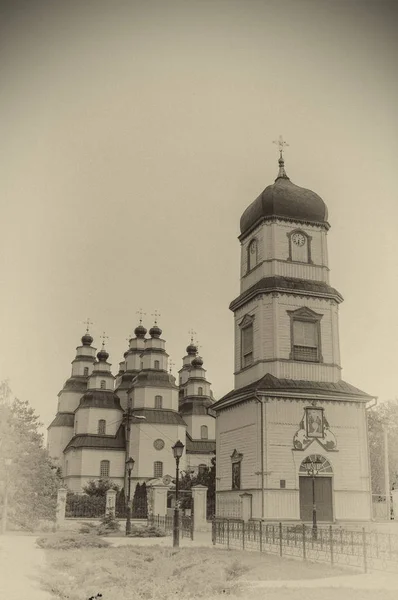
[149,325,162,338]
[186,343,197,356]
[81,333,93,346]
[134,324,147,338]
[97,348,109,362]
[191,356,203,368]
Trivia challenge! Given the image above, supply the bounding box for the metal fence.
[148,514,194,540]
[65,495,106,518]
[212,519,398,574]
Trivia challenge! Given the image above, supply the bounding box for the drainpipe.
[254,391,265,520]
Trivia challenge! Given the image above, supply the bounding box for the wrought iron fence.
[148,514,194,540]
[212,519,398,574]
[65,494,106,518]
[115,493,148,519]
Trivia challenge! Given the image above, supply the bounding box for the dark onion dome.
[240,159,329,237]
[191,356,203,368]
[81,333,93,346]
[149,325,162,338]
[97,348,109,362]
[134,324,147,338]
[186,343,197,356]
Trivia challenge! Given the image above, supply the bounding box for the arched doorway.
[299,454,333,522]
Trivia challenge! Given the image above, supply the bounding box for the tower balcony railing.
[293,345,319,362]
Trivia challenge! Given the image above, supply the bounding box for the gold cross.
[273,135,289,158]
[100,331,109,348]
[169,359,175,373]
[136,308,146,324]
[84,318,93,333]
[188,329,196,343]
[152,310,161,324]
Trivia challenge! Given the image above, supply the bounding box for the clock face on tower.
[292,232,306,247]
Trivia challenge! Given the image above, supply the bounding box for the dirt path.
[0,534,53,599]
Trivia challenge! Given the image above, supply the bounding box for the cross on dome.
[84,317,93,333]
[188,329,196,343]
[273,134,289,158]
[136,308,146,325]
[169,359,175,373]
[100,331,109,349]
[152,310,161,325]
[272,135,290,180]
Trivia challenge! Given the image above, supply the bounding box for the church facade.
[212,149,374,523]
[47,324,216,493]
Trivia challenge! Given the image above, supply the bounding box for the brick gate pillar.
[240,492,253,522]
[151,484,168,517]
[192,485,208,532]
[105,489,117,517]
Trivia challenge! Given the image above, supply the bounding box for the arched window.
[100,380,106,389]
[241,323,254,368]
[100,460,110,477]
[98,419,106,435]
[154,360,160,370]
[247,238,258,272]
[201,425,208,440]
[198,464,206,475]
[140,361,144,370]
[154,461,163,478]
[84,367,89,376]
[299,455,333,475]
[65,460,69,476]
[155,395,163,409]
[198,386,203,396]
[288,307,323,363]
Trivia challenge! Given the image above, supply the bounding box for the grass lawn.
[37,533,395,600]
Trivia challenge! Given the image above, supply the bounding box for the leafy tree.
[82,478,119,497]
[0,380,62,531]
[178,454,216,518]
[367,400,398,495]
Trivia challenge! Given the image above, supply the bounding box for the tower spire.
[273,135,290,181]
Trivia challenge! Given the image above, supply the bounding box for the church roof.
[212,373,375,411]
[240,174,329,238]
[179,400,214,416]
[185,432,216,454]
[230,276,343,311]
[131,408,186,426]
[78,390,123,411]
[60,376,88,394]
[115,372,139,391]
[48,412,74,428]
[132,370,178,390]
[64,425,125,452]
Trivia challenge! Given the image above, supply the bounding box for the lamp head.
[172,440,184,460]
[126,457,135,471]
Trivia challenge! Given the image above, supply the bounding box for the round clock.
[153,438,165,450]
[292,233,306,247]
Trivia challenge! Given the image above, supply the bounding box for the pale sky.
[1,0,397,433]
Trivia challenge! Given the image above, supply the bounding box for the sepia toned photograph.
[1,0,398,599]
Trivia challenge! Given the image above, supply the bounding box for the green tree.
[82,478,119,497]
[0,380,61,531]
[367,400,398,495]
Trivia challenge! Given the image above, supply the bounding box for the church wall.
[216,401,259,493]
[47,425,74,465]
[188,414,216,440]
[129,423,187,479]
[88,374,114,390]
[132,387,179,411]
[186,453,214,471]
[80,449,125,484]
[58,391,84,413]
[74,407,123,436]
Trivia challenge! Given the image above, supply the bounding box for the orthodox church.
[212,141,375,523]
[47,322,216,493]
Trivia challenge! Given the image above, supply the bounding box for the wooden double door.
[299,476,333,522]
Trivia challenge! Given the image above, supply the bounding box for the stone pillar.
[392,489,398,520]
[192,485,208,532]
[240,492,252,522]
[151,484,168,517]
[56,487,68,528]
[105,489,117,517]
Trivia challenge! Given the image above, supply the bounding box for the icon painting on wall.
[293,407,337,451]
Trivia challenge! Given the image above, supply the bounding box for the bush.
[97,510,121,536]
[79,522,98,534]
[128,525,166,538]
[36,533,110,550]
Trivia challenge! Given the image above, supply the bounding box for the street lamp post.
[172,440,185,548]
[125,457,135,536]
[1,458,12,535]
[303,455,322,540]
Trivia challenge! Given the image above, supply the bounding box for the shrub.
[79,522,97,534]
[36,533,110,550]
[128,525,166,538]
[97,510,120,536]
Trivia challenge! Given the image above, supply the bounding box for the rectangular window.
[155,395,163,409]
[232,462,241,490]
[154,461,163,478]
[100,460,110,477]
[241,324,253,368]
[280,479,286,489]
[98,420,106,435]
[293,320,318,362]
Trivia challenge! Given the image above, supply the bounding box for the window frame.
[231,450,243,490]
[239,314,255,369]
[198,386,203,396]
[153,461,163,478]
[247,238,258,273]
[200,425,208,440]
[100,380,106,389]
[154,360,160,370]
[286,229,313,264]
[287,307,323,363]
[155,395,163,409]
[100,460,110,478]
[83,367,89,376]
[97,419,106,435]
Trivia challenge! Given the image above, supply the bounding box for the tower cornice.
[229,275,343,312]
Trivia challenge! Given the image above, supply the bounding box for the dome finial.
[81,317,94,346]
[149,310,162,338]
[136,308,146,325]
[186,329,197,355]
[273,135,290,181]
[97,331,109,361]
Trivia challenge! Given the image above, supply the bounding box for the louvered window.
[154,461,163,478]
[98,419,106,435]
[293,320,319,362]
[100,460,110,477]
[241,324,253,367]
